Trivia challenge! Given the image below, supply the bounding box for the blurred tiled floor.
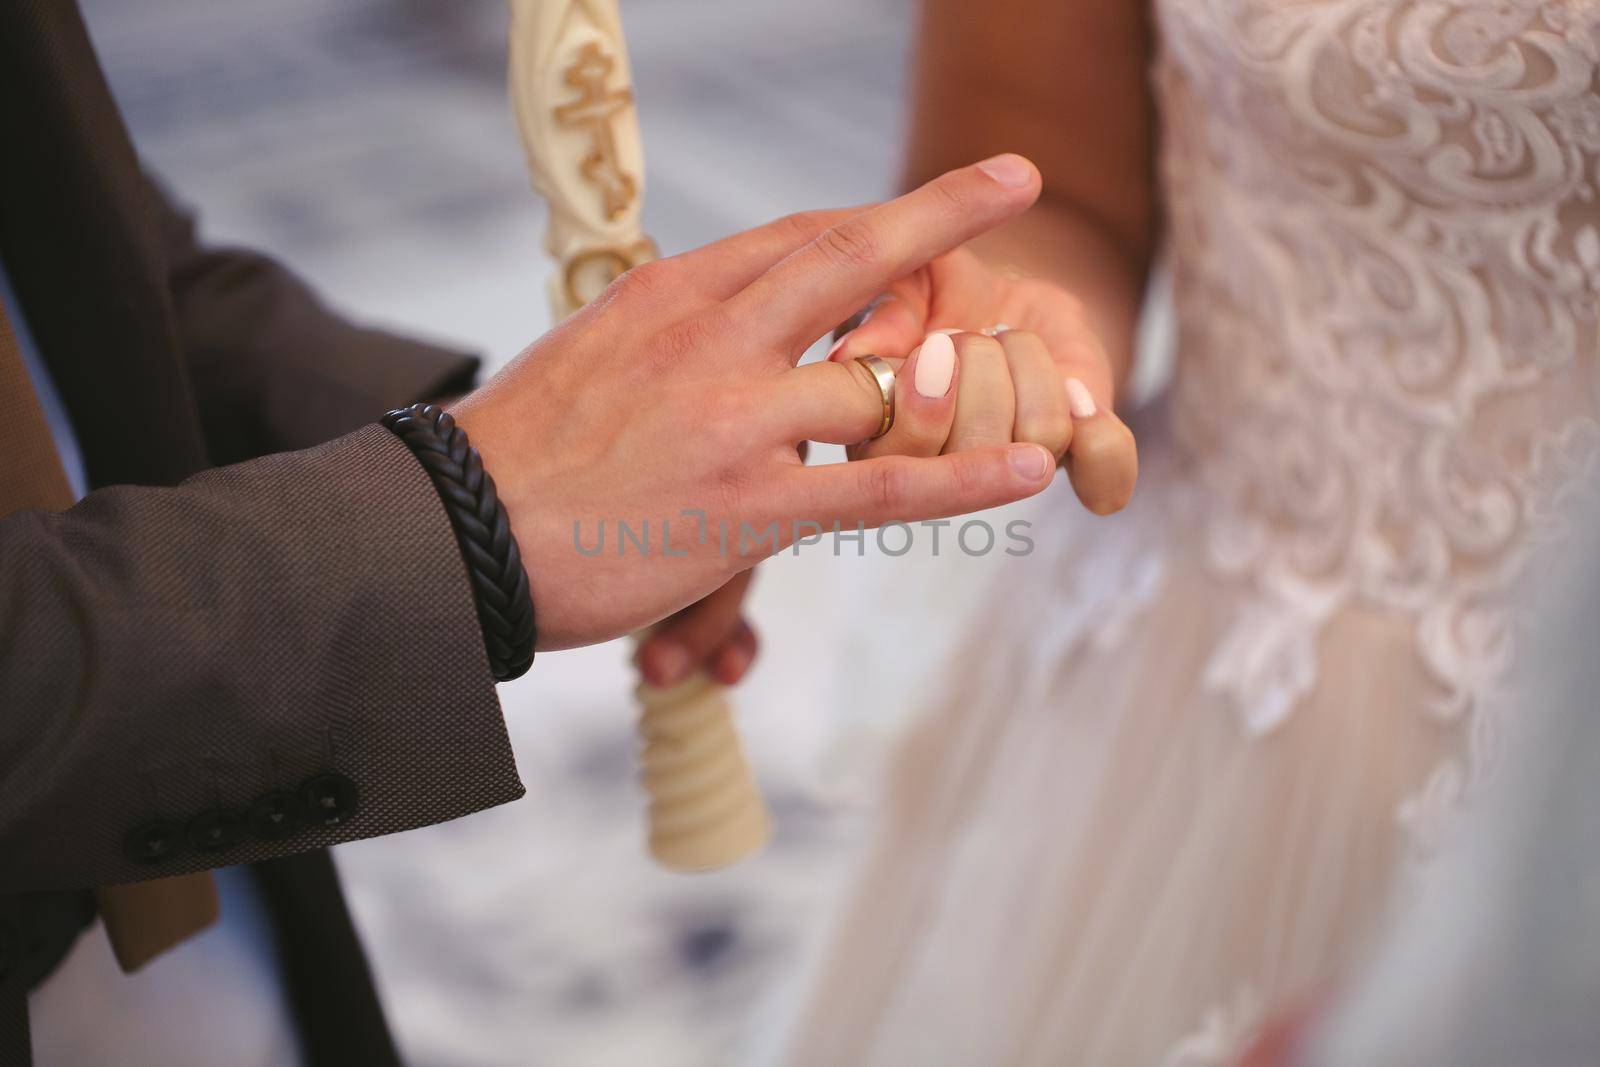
[78,2,1041,1063]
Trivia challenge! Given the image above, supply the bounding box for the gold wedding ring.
[853,354,896,440]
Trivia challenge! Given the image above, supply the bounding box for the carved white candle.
[507,0,770,870]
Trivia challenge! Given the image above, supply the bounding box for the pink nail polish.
[1007,443,1051,479]
[827,332,852,361]
[1065,378,1097,418]
[930,327,962,336]
[915,332,956,398]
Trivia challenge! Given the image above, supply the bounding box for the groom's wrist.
[381,403,537,681]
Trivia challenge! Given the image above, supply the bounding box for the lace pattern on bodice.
[1153,0,1600,814]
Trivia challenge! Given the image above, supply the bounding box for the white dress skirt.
[779,2,1600,1063]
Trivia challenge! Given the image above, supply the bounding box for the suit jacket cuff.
[0,425,524,890]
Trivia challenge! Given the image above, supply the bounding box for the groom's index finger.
[673,206,865,299]
[729,155,1042,359]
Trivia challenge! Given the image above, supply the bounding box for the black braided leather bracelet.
[381,403,535,681]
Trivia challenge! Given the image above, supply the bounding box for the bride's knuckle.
[1082,419,1137,462]
[1072,429,1119,465]
[964,411,1017,446]
[1017,413,1072,457]
[952,333,1004,362]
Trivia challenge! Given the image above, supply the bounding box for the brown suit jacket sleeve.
[148,175,482,464]
[0,426,526,892]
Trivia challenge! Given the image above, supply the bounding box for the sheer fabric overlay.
[779,3,1600,1064]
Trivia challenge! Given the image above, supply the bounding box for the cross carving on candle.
[554,41,639,221]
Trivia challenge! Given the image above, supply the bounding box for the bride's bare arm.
[906,0,1158,390]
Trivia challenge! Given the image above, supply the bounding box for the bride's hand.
[828,248,1136,514]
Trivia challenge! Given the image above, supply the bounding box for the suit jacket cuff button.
[299,772,359,827]
[124,819,184,864]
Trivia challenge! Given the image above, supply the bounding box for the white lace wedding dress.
[779,3,1600,1063]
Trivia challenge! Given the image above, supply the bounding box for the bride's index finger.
[727,155,1041,360]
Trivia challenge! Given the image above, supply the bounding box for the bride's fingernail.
[914,332,956,398]
[826,331,853,360]
[1065,377,1097,418]
[981,323,1011,337]
[977,153,1034,189]
[1007,443,1052,480]
[930,327,962,336]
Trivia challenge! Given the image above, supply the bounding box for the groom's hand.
[453,155,1054,650]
